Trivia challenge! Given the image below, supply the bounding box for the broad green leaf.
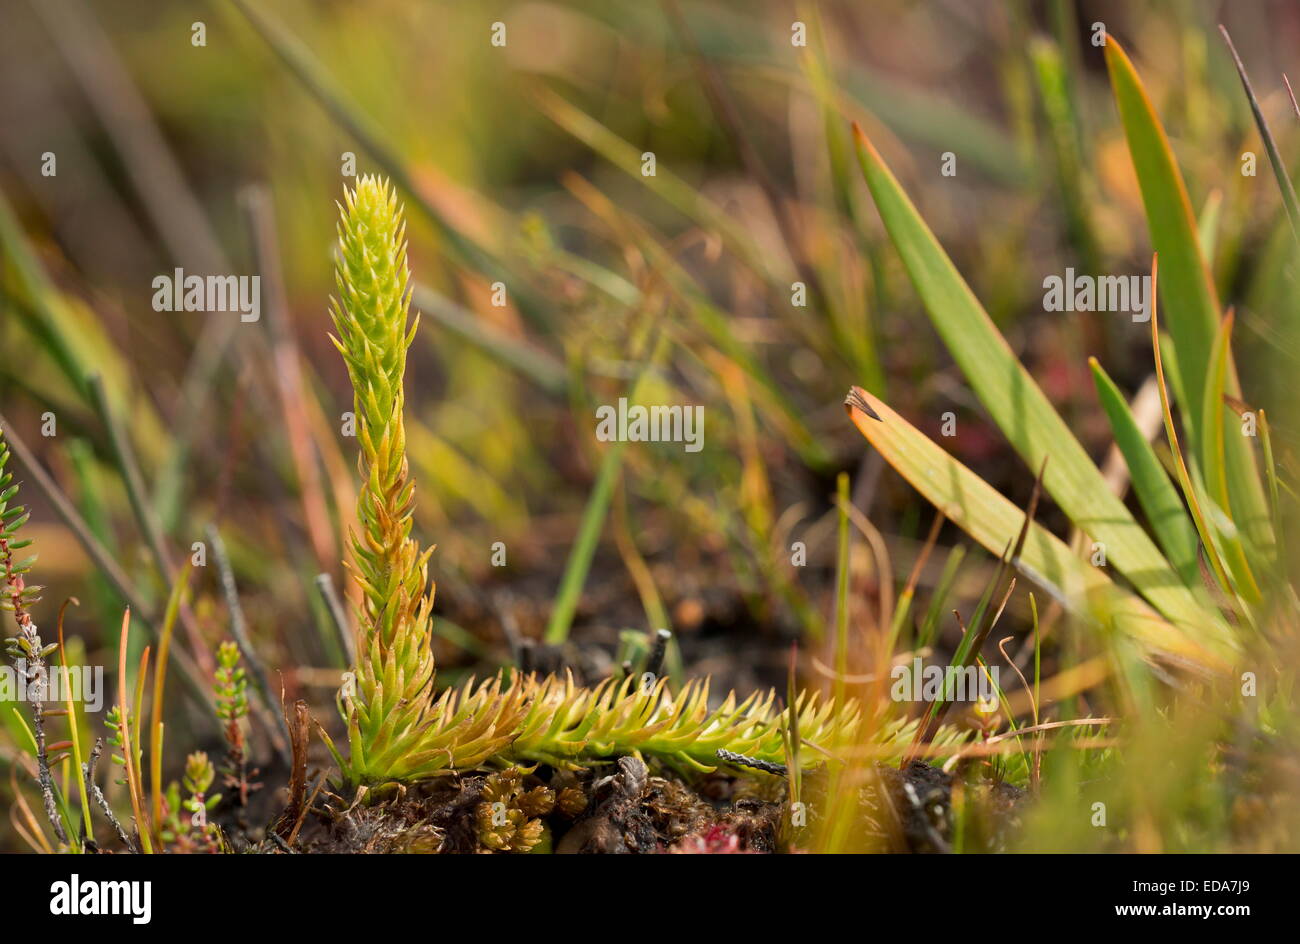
[1104,39,1272,557]
[845,388,1234,669]
[1104,40,1218,430]
[1197,190,1223,262]
[851,123,1219,643]
[1089,358,1201,592]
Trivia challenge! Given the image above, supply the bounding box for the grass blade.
[845,387,1234,668]
[832,472,851,707]
[149,562,190,840]
[1104,39,1272,556]
[54,600,91,842]
[1146,260,1239,613]
[224,0,531,316]
[542,441,626,645]
[1219,26,1300,241]
[1029,37,1100,273]
[1089,358,1201,590]
[411,285,566,395]
[1200,312,1262,605]
[851,122,1215,640]
[543,331,668,643]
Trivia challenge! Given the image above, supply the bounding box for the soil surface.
[278,756,1025,854]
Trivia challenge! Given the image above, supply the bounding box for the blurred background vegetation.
[2,0,1298,852]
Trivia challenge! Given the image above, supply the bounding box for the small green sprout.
[214,640,249,724]
[213,640,257,806]
[160,752,222,853]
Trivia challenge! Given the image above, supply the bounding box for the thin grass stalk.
[1219,25,1300,242]
[832,472,851,708]
[544,330,668,644]
[55,599,92,842]
[115,610,151,854]
[149,564,189,840]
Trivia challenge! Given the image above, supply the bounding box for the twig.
[240,184,337,573]
[716,749,788,778]
[275,699,311,839]
[88,376,215,678]
[313,572,355,665]
[0,415,213,713]
[1,522,66,846]
[286,772,326,848]
[1284,74,1300,120]
[645,629,672,679]
[26,668,66,846]
[982,717,1113,745]
[84,737,134,852]
[90,384,163,576]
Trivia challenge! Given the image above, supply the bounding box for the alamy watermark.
[0,659,104,712]
[595,397,704,453]
[50,875,151,924]
[1043,267,1151,322]
[152,268,261,322]
[890,657,998,706]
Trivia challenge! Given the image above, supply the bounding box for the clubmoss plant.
[327,176,869,790]
[329,176,525,788]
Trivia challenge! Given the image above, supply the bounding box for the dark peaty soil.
[288,756,1025,854]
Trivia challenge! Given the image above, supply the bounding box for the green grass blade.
[224,0,535,319]
[1257,411,1290,581]
[543,441,625,646]
[543,332,668,643]
[850,123,1215,640]
[1199,313,1261,604]
[1146,271,1240,617]
[1198,189,1224,262]
[1089,358,1201,590]
[1104,39,1272,557]
[1104,40,1218,441]
[917,545,967,651]
[832,472,851,706]
[1219,26,1300,241]
[846,388,1234,668]
[1029,37,1100,272]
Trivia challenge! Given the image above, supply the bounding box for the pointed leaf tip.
[845,386,881,421]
